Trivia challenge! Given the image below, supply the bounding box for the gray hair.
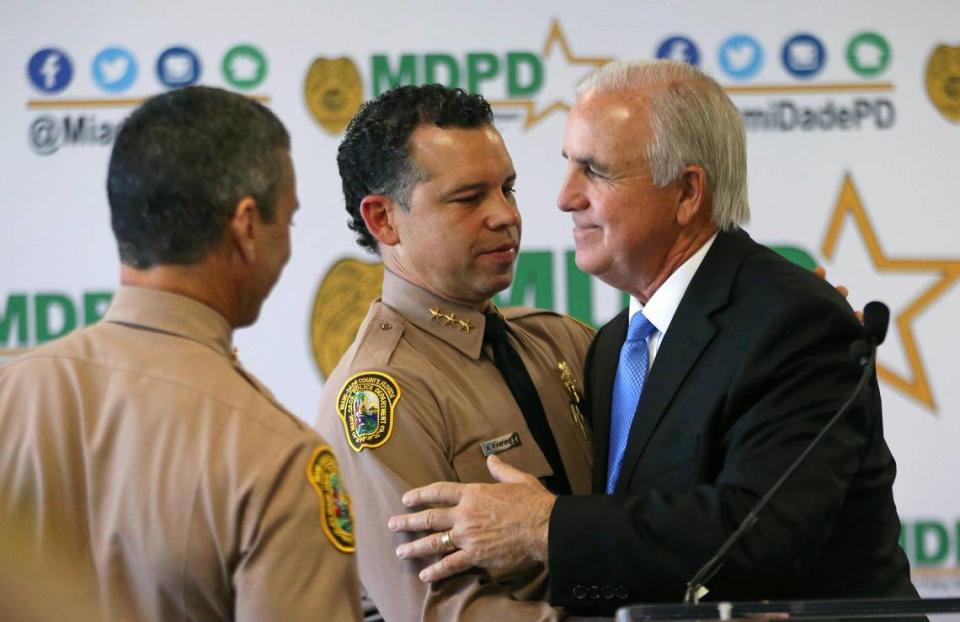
[108,86,291,269]
[577,59,749,230]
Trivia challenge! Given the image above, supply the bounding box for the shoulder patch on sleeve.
[335,371,402,452]
[306,445,355,553]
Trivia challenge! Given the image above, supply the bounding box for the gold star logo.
[487,19,612,129]
[821,174,960,411]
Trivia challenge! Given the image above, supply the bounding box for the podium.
[615,597,960,621]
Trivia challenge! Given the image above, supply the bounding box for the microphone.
[862,301,890,345]
[682,302,890,604]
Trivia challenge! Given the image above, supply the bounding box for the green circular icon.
[222,44,267,90]
[846,32,891,78]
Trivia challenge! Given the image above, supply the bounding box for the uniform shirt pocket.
[452,436,553,485]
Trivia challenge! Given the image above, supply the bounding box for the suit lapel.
[614,229,753,493]
[587,308,628,493]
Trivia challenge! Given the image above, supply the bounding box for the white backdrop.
[2,0,959,596]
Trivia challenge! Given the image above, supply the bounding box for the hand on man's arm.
[390,455,556,582]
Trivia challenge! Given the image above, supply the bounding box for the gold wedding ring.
[440,530,456,552]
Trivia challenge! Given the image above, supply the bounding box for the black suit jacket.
[548,228,916,613]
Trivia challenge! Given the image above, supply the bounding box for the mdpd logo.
[305,57,363,134]
[925,44,960,123]
[28,48,73,94]
[303,20,612,136]
[157,46,201,88]
[92,47,138,93]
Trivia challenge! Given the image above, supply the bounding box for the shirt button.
[380,322,393,330]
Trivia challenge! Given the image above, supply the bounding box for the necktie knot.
[626,312,656,343]
[483,312,509,345]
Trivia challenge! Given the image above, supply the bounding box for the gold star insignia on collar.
[428,308,474,334]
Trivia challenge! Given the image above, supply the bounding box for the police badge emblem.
[558,361,591,440]
[304,57,364,134]
[925,44,960,123]
[306,446,356,553]
[336,371,401,452]
[310,258,384,380]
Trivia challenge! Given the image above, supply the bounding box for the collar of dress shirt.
[627,232,718,363]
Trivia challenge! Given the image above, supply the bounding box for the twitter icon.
[718,34,763,80]
[93,47,137,93]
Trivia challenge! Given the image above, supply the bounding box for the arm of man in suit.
[546,292,881,607]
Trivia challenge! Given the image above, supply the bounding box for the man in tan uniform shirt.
[316,85,594,621]
[0,87,361,621]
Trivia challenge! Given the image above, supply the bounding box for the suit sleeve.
[548,294,881,610]
[317,370,566,622]
[233,435,363,622]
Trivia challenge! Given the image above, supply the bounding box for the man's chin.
[573,250,601,277]
[479,272,515,302]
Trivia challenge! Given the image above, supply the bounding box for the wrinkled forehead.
[565,89,655,162]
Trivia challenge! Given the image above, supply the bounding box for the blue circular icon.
[92,47,138,93]
[655,36,700,67]
[156,46,201,88]
[718,34,764,80]
[27,48,73,94]
[782,33,826,79]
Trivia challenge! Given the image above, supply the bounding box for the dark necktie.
[483,312,571,494]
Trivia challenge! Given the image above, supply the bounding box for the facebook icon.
[28,48,74,94]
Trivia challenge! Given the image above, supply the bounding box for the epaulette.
[501,306,597,335]
[345,304,405,369]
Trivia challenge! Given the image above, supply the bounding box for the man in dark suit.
[388,59,917,614]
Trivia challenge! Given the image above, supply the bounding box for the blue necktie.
[607,311,656,494]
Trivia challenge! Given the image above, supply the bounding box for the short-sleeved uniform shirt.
[316,270,595,622]
[0,286,361,622]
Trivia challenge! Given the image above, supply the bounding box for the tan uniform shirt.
[0,286,361,622]
[316,271,595,622]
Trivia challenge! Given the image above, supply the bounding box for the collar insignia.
[428,307,474,334]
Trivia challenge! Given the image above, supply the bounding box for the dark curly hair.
[108,86,290,269]
[337,84,493,253]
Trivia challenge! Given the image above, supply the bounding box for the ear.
[228,196,260,264]
[359,195,401,247]
[675,165,709,227]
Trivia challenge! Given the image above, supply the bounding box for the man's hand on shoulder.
[388,455,556,582]
[814,265,863,322]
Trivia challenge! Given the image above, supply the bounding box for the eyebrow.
[443,173,517,198]
[561,150,611,175]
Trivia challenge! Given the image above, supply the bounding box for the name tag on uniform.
[480,432,521,457]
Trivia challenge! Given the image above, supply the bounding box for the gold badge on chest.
[558,361,591,441]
